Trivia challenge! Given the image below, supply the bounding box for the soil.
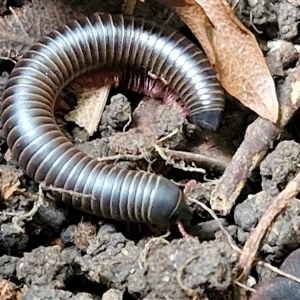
[1,0,300,299]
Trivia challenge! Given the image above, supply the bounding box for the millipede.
[1,14,224,225]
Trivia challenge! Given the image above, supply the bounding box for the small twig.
[156,128,179,144]
[211,118,281,215]
[234,280,256,293]
[156,147,228,172]
[258,261,300,285]
[155,145,206,173]
[238,171,300,281]
[96,153,145,162]
[172,162,206,173]
[211,66,300,215]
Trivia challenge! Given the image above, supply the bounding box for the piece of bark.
[65,86,111,136]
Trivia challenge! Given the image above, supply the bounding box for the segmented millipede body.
[1,14,224,225]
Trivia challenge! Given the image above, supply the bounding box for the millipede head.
[190,110,223,131]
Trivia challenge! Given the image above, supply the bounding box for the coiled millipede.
[1,14,224,225]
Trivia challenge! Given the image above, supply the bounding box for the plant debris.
[0,0,83,60]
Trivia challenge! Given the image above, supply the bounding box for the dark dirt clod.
[186,181,217,218]
[107,97,190,174]
[252,248,300,300]
[76,137,113,159]
[75,224,142,290]
[31,201,69,236]
[260,140,300,196]
[0,223,29,253]
[132,238,238,299]
[234,190,300,260]
[234,192,266,232]
[109,128,156,156]
[266,41,299,77]
[99,93,132,138]
[15,245,82,291]
[229,0,300,40]
[41,223,239,299]
[188,219,229,241]
[60,224,77,245]
[233,142,300,263]
[109,97,188,155]
[16,245,71,287]
[71,127,90,143]
[0,254,19,277]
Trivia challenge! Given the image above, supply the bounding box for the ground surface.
[1,0,300,299]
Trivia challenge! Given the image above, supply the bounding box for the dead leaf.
[160,0,279,123]
[65,69,122,135]
[0,165,24,199]
[65,86,111,136]
[0,0,83,59]
[2,181,21,199]
[0,279,16,300]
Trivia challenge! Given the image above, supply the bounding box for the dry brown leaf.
[0,165,24,199]
[2,181,21,199]
[160,0,278,123]
[0,0,83,59]
[0,279,16,300]
[65,86,111,136]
